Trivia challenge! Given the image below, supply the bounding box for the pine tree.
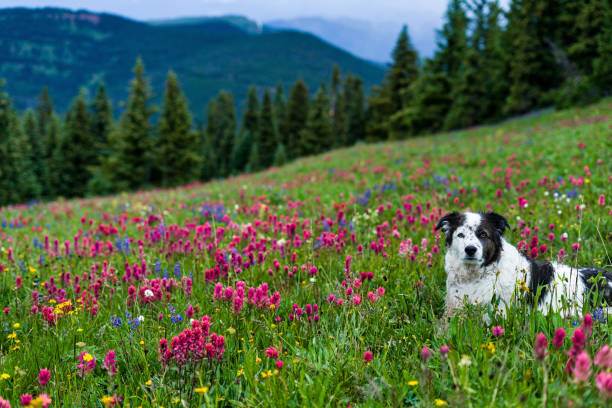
[214,92,237,177]
[198,122,217,181]
[107,58,155,190]
[592,0,612,94]
[22,109,45,195]
[242,86,259,138]
[246,142,260,173]
[567,0,607,75]
[284,79,309,159]
[298,85,331,156]
[0,82,39,204]
[44,114,62,198]
[256,89,278,168]
[273,82,287,137]
[90,82,113,161]
[504,0,562,114]
[388,26,420,139]
[332,90,347,147]
[344,75,366,145]
[157,71,201,187]
[36,86,54,139]
[273,144,287,167]
[56,90,95,197]
[365,83,393,142]
[330,64,342,104]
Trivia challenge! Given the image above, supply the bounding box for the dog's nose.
[465,246,477,256]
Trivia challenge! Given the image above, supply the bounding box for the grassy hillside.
[0,8,384,115]
[0,99,610,406]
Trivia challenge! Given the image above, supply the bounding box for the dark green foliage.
[55,90,94,197]
[593,1,612,94]
[90,82,113,161]
[332,90,347,147]
[298,85,332,156]
[246,142,260,173]
[256,89,279,168]
[23,109,45,194]
[198,123,217,181]
[365,83,393,143]
[273,82,286,139]
[36,86,54,138]
[106,58,155,190]
[157,71,201,187]
[231,130,254,174]
[284,79,310,159]
[0,82,39,205]
[344,75,366,145]
[205,92,237,177]
[43,114,63,198]
[273,143,288,167]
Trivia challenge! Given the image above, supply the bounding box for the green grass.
[0,99,611,407]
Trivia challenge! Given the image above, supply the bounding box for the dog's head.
[435,211,510,267]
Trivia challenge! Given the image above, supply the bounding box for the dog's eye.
[457,233,464,238]
[478,231,488,239]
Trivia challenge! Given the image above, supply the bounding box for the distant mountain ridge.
[0,7,384,115]
[264,16,439,63]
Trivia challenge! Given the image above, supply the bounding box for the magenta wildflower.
[77,351,96,376]
[363,350,373,362]
[534,332,548,360]
[573,350,591,382]
[275,360,284,369]
[421,346,431,362]
[440,345,450,357]
[595,345,612,369]
[598,194,605,207]
[20,394,32,406]
[552,327,566,348]
[38,368,51,386]
[492,326,504,337]
[0,396,9,408]
[104,350,117,376]
[266,347,279,359]
[596,371,612,400]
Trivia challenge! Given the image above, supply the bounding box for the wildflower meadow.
[0,99,611,407]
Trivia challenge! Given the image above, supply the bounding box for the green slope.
[0,7,384,115]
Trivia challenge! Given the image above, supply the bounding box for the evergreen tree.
[36,86,54,139]
[44,114,62,198]
[388,26,420,139]
[22,109,45,195]
[298,85,331,156]
[242,86,259,137]
[284,78,309,158]
[0,82,40,204]
[567,0,607,75]
[332,90,347,147]
[365,83,393,142]
[246,142,260,173]
[504,0,562,114]
[107,58,155,190]
[256,89,278,168]
[593,0,612,94]
[198,122,217,181]
[56,90,95,198]
[273,144,287,167]
[330,64,342,104]
[273,82,287,136]
[231,130,253,174]
[90,82,113,161]
[157,71,201,187]
[204,92,236,177]
[344,75,366,145]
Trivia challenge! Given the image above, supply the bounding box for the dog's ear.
[435,211,462,240]
[484,212,510,236]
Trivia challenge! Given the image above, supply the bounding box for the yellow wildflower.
[13,323,20,329]
[82,352,93,362]
[408,380,419,386]
[0,373,10,380]
[434,399,448,406]
[195,386,209,393]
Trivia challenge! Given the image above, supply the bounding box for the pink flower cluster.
[289,303,319,323]
[104,350,117,376]
[266,346,284,369]
[213,281,281,314]
[77,350,96,376]
[158,315,225,368]
[533,314,612,400]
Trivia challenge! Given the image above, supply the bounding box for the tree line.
[0,59,366,205]
[0,0,610,206]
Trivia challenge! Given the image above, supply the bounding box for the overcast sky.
[2,0,453,24]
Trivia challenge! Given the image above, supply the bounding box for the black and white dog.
[435,211,612,317]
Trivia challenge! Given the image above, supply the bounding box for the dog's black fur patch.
[580,267,612,305]
[435,212,465,247]
[478,212,511,267]
[526,258,555,305]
